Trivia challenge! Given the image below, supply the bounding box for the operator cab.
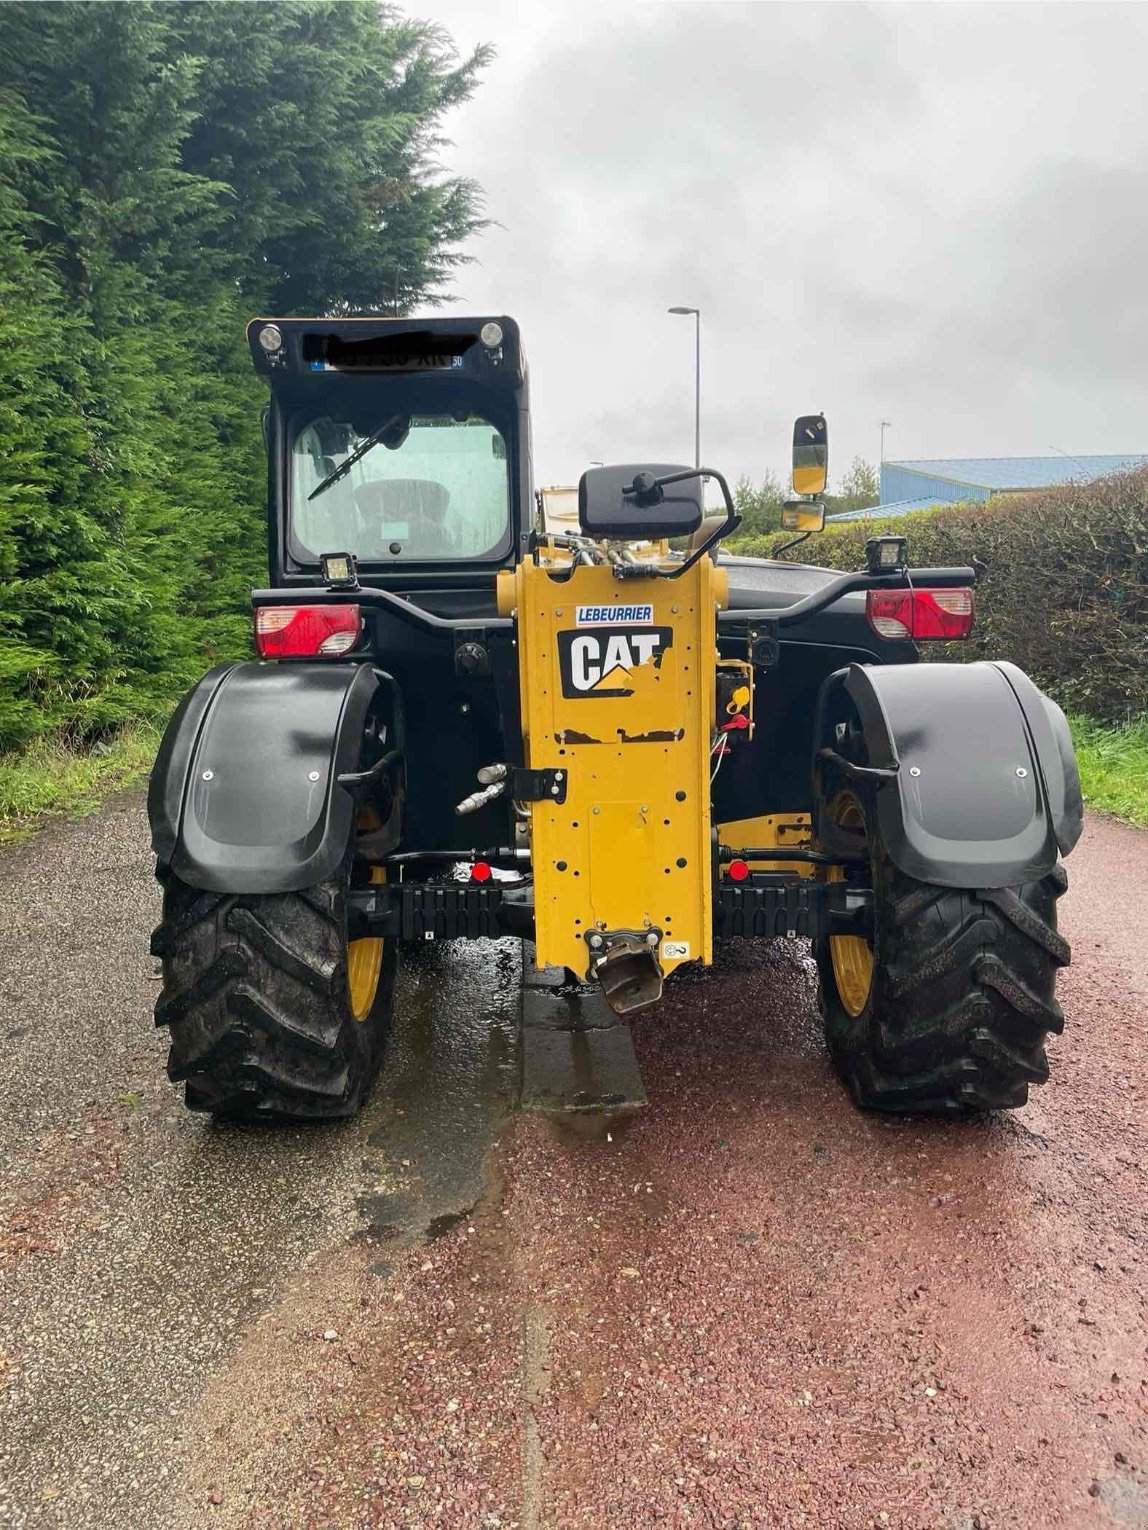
[249,316,531,587]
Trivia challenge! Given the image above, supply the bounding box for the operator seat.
[353,479,452,555]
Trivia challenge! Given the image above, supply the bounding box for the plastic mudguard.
[814,661,1083,888]
[148,661,380,894]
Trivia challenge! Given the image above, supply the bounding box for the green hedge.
[0,3,488,752]
[728,468,1148,724]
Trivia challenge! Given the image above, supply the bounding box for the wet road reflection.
[357,937,522,1238]
[0,788,528,1530]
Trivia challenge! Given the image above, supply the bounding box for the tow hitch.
[585,928,665,1016]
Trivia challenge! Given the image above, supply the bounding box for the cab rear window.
[290,412,511,563]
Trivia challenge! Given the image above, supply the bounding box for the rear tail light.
[865,587,974,642]
[254,603,362,658]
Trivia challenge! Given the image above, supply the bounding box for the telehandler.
[148,316,1082,1120]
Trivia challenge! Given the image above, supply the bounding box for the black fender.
[148,661,382,894]
[813,661,1083,888]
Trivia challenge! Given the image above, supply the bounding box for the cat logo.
[556,626,674,698]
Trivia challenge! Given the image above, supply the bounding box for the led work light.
[865,535,908,574]
[320,551,360,590]
[258,323,283,353]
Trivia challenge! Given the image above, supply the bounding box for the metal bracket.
[337,748,401,790]
[747,620,780,670]
[817,746,899,785]
[512,766,568,804]
[584,927,665,1015]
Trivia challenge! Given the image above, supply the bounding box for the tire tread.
[818,805,1069,1114]
[151,857,392,1121]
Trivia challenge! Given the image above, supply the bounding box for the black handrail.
[718,566,977,629]
[251,583,512,633]
[253,563,976,638]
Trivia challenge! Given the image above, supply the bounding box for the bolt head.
[1016,766,1028,778]
[201,769,214,781]
[909,766,921,777]
[308,770,320,782]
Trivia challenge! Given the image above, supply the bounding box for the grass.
[0,723,160,844]
[1070,715,1148,830]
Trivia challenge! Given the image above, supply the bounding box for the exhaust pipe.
[585,928,664,1016]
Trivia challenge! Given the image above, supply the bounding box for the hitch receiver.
[585,928,664,1016]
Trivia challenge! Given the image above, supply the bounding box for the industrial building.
[828,453,1148,523]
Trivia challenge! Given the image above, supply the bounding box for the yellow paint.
[825,793,873,1017]
[509,553,727,977]
[347,865,386,1020]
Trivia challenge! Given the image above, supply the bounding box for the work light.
[480,321,504,349]
[320,551,359,589]
[258,323,283,353]
[865,535,908,573]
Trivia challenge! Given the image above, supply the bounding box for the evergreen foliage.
[728,467,1148,724]
[732,471,785,537]
[0,2,487,749]
[823,456,879,517]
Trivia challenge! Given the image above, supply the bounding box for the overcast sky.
[423,0,1148,493]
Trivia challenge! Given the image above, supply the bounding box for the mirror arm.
[659,467,740,580]
[772,530,812,559]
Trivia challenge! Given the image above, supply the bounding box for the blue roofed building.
[827,454,1148,523]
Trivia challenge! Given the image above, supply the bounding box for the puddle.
[357,935,521,1244]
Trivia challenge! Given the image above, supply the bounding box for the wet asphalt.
[0,793,518,1529]
[0,793,1145,1529]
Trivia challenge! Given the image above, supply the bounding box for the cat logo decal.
[556,627,674,698]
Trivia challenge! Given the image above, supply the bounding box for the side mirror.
[792,414,828,497]
[780,499,826,533]
[578,463,704,540]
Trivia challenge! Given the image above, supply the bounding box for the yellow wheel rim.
[827,793,874,1019]
[348,865,386,1022]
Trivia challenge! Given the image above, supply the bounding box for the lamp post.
[668,306,700,468]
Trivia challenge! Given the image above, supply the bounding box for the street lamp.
[668,306,700,469]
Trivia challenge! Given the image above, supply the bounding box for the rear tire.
[815,788,1069,1114]
[151,852,395,1121]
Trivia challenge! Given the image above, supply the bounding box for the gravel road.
[0,795,1144,1529]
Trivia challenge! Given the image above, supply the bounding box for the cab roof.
[246,315,525,391]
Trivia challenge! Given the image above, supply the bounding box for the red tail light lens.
[254,604,362,658]
[865,587,974,642]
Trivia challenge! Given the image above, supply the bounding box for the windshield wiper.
[308,414,407,501]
